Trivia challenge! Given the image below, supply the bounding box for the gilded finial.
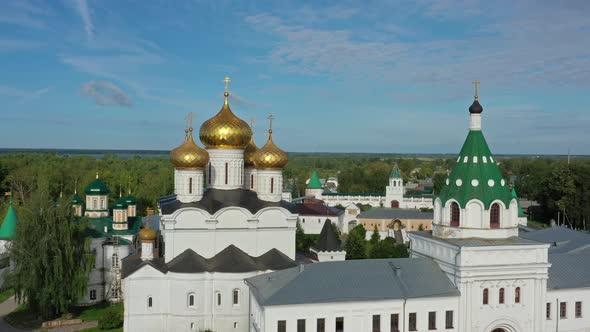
[472,80,480,101]
[185,112,194,130]
[267,114,275,135]
[96,171,99,179]
[119,186,122,198]
[224,76,231,93]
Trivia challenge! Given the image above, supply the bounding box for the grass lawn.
[74,302,123,321]
[527,220,548,229]
[4,304,43,329]
[0,288,14,303]
[78,328,122,332]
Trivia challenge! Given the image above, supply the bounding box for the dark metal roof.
[411,231,544,247]
[469,99,483,114]
[122,245,296,278]
[548,253,590,289]
[519,226,590,254]
[313,220,341,252]
[159,188,281,215]
[246,258,459,306]
[358,208,433,220]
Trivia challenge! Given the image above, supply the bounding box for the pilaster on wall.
[206,149,244,190]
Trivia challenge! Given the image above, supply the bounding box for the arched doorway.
[492,329,507,332]
[391,200,399,208]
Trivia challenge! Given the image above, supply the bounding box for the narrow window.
[317,318,325,332]
[217,292,221,307]
[250,174,254,189]
[515,287,521,303]
[490,203,500,228]
[90,289,96,300]
[336,317,344,332]
[372,314,380,332]
[560,302,567,318]
[445,311,453,329]
[112,254,119,268]
[450,202,460,226]
[409,313,417,331]
[499,288,505,304]
[189,177,193,194]
[546,303,551,319]
[93,199,97,210]
[297,319,306,332]
[483,288,489,305]
[225,162,228,185]
[575,301,582,318]
[271,177,274,193]
[390,314,399,332]
[277,320,286,332]
[233,289,239,305]
[188,294,195,307]
[208,163,212,184]
[148,296,153,308]
[428,311,436,330]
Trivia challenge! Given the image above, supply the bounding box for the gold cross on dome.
[224,76,231,92]
[472,80,480,100]
[185,112,194,129]
[267,114,275,131]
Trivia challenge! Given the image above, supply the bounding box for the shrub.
[97,307,123,330]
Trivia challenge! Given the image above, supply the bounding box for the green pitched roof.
[113,196,129,210]
[511,186,527,218]
[307,170,323,189]
[390,163,401,179]
[436,130,514,209]
[0,199,18,240]
[85,216,142,238]
[84,177,111,195]
[72,192,84,205]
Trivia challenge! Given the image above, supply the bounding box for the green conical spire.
[390,162,401,179]
[511,185,527,218]
[307,170,323,189]
[0,197,18,240]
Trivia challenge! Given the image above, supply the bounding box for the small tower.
[243,119,259,191]
[310,219,346,262]
[139,211,157,261]
[71,188,84,217]
[84,173,110,218]
[124,189,137,217]
[199,76,253,190]
[252,114,288,202]
[112,190,129,230]
[170,115,209,203]
[305,170,323,198]
[385,162,404,208]
[432,82,518,239]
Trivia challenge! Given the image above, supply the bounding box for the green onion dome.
[85,174,111,195]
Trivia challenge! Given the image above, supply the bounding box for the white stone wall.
[545,288,590,332]
[206,149,244,190]
[385,176,404,207]
[299,214,343,235]
[251,294,459,332]
[256,169,283,202]
[160,207,298,262]
[175,169,205,202]
[311,249,346,262]
[322,194,434,209]
[244,167,257,191]
[124,266,256,332]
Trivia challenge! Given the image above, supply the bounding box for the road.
[0,296,28,331]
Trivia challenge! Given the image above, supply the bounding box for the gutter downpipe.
[402,298,407,332]
[556,298,559,332]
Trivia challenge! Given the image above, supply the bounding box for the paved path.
[0,296,29,331]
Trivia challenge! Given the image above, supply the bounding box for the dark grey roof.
[358,208,433,220]
[519,226,590,254]
[411,231,545,247]
[548,253,590,289]
[159,188,282,215]
[123,245,296,278]
[246,258,459,306]
[312,220,341,252]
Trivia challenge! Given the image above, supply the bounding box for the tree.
[344,225,367,260]
[370,225,380,247]
[433,173,446,194]
[6,192,94,319]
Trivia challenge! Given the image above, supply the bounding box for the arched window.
[208,164,212,184]
[490,203,500,228]
[188,293,195,308]
[515,287,521,303]
[215,291,221,307]
[233,289,240,305]
[148,296,153,308]
[450,202,460,227]
[112,254,119,268]
[483,288,489,305]
[250,174,254,189]
[499,288,505,304]
[189,177,193,194]
[225,163,229,185]
[271,177,274,194]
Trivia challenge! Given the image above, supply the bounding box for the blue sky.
[1,0,589,154]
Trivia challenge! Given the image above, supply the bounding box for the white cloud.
[69,0,94,39]
[0,85,53,100]
[81,81,132,107]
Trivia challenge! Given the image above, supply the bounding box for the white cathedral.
[122,81,590,332]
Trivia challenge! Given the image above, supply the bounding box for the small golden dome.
[199,92,252,149]
[170,128,209,169]
[139,224,157,241]
[244,136,259,168]
[253,129,288,169]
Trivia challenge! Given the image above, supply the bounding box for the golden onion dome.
[170,128,210,169]
[138,224,157,241]
[244,136,259,168]
[199,92,253,149]
[253,129,288,169]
